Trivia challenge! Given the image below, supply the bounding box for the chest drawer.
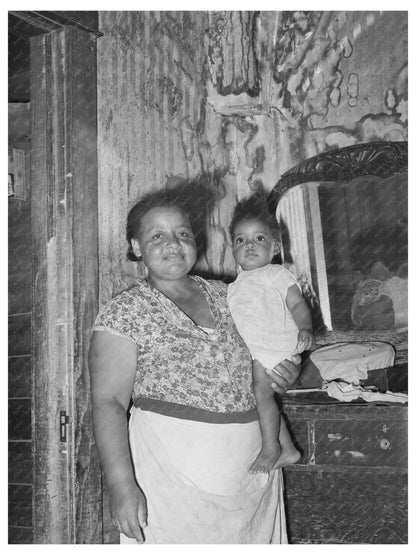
[282,401,408,469]
[314,419,407,468]
[281,401,407,543]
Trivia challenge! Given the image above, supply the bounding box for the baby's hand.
[296,329,316,353]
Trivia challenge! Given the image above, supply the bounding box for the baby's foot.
[249,444,281,474]
[272,444,301,469]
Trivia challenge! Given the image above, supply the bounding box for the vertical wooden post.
[30,27,102,543]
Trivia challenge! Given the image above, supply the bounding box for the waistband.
[133,396,258,424]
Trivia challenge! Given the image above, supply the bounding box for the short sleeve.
[269,265,300,298]
[92,291,138,344]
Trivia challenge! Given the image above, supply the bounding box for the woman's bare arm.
[89,330,147,542]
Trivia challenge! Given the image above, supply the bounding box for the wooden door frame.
[30,25,102,543]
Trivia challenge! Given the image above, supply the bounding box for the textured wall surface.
[269,12,407,163]
[97,11,210,300]
[95,10,407,544]
[97,10,408,294]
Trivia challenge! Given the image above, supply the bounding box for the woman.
[89,186,300,544]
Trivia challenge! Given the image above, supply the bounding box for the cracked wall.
[97,11,407,290]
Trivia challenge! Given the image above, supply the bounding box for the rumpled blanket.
[325,381,408,404]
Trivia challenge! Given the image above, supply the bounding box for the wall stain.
[98,10,408,283]
[347,72,359,107]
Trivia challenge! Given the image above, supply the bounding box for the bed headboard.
[268,141,408,363]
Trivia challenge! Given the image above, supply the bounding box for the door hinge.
[60,411,70,442]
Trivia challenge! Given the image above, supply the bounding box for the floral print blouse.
[93,276,257,423]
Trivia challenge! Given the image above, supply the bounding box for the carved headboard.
[268,141,408,364]
[268,141,407,209]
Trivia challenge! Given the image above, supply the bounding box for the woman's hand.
[259,355,301,394]
[109,482,148,542]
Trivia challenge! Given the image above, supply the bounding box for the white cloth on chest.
[310,342,395,384]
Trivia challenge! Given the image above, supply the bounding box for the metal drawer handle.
[380,438,391,450]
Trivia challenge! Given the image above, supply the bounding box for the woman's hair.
[229,193,281,242]
[126,179,215,261]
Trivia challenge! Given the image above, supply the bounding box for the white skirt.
[120,407,287,544]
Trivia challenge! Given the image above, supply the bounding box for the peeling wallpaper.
[97,11,407,296]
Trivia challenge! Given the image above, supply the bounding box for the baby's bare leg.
[274,416,301,468]
[250,361,282,473]
[251,360,300,473]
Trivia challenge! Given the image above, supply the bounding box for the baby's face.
[232,218,279,271]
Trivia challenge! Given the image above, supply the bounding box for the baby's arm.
[285,284,315,353]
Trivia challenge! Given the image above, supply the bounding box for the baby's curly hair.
[229,193,281,242]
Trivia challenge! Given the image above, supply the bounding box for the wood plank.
[282,400,408,420]
[8,485,32,528]
[10,11,100,36]
[30,27,101,544]
[8,526,33,544]
[8,315,31,357]
[8,399,31,441]
[31,30,71,544]
[8,441,32,484]
[69,26,102,545]
[8,271,32,315]
[8,200,30,250]
[8,357,31,398]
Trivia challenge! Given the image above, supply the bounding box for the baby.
[227,195,315,473]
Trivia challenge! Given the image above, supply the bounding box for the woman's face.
[132,206,197,282]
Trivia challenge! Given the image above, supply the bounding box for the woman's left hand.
[263,355,301,394]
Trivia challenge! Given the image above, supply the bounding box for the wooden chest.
[280,398,408,544]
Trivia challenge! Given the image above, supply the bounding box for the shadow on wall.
[163,175,219,271]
